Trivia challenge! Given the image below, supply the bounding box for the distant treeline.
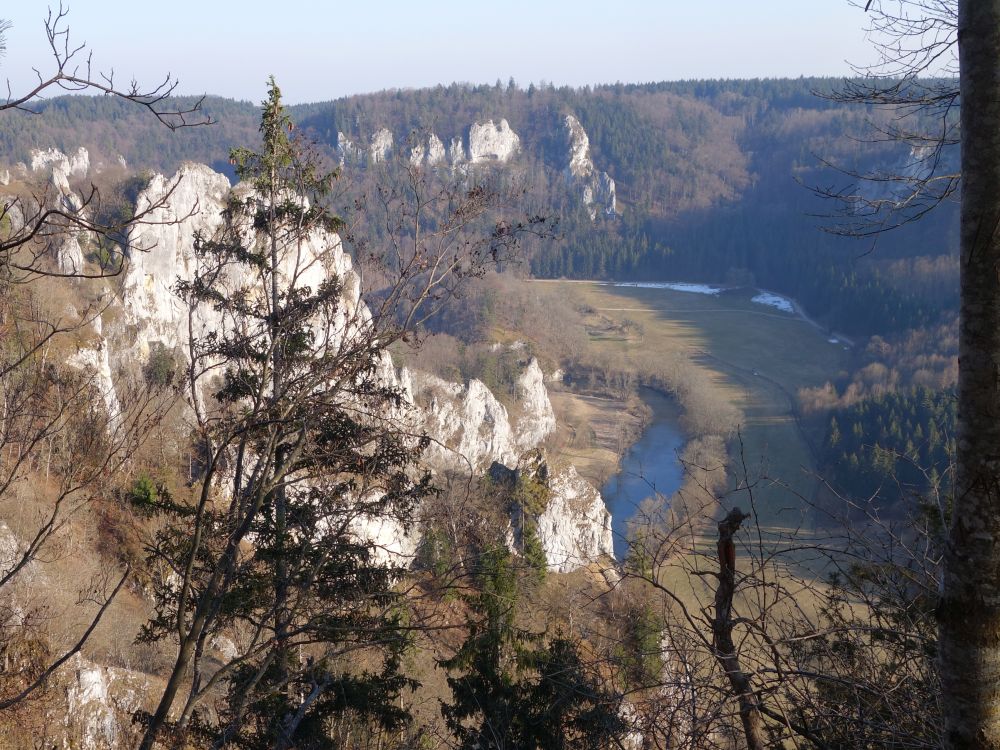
[0,78,958,335]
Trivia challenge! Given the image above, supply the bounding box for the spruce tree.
[138,78,431,749]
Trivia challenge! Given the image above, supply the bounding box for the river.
[600,387,686,559]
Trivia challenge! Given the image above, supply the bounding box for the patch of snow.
[751,292,794,313]
[828,337,839,344]
[614,281,722,295]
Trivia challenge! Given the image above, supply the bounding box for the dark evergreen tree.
[441,546,626,750]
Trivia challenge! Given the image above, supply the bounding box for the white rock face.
[54,233,86,275]
[30,147,89,212]
[537,466,613,573]
[68,337,121,423]
[50,158,590,574]
[336,131,364,166]
[447,136,467,166]
[0,522,20,574]
[410,357,555,473]
[468,119,520,163]
[353,511,419,565]
[114,163,413,561]
[31,146,90,180]
[338,129,395,167]
[120,164,232,359]
[120,163,366,400]
[353,120,518,170]
[514,358,556,449]
[563,115,617,219]
[409,133,447,168]
[26,147,100,270]
[369,127,394,164]
[412,373,518,472]
[64,654,144,750]
[211,635,240,661]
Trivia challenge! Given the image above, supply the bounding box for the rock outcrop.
[505,451,614,574]
[369,127,394,164]
[68,314,121,422]
[372,120,523,172]
[538,465,614,573]
[34,157,608,573]
[468,119,520,163]
[31,146,90,183]
[64,653,145,750]
[23,147,98,276]
[514,358,556,448]
[447,136,466,166]
[336,131,365,166]
[563,115,617,219]
[337,129,395,167]
[119,164,233,359]
[409,133,447,168]
[30,146,88,213]
[409,357,555,473]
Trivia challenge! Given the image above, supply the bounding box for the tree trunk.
[711,508,765,750]
[941,3,1000,747]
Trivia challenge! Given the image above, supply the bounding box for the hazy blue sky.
[2,1,880,104]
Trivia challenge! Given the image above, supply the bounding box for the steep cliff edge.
[563,114,617,220]
[539,465,614,573]
[407,357,555,474]
[30,154,613,574]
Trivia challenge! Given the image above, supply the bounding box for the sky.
[1,1,880,104]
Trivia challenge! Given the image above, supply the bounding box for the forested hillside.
[1,79,958,338]
[4,82,959,482]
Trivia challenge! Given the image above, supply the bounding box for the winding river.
[600,388,686,559]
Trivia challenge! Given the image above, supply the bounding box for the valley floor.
[537,280,852,552]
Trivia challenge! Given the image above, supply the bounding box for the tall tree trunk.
[941,3,1000,747]
[711,508,765,750]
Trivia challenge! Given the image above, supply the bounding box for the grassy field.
[538,281,852,539]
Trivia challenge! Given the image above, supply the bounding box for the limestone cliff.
[119,164,363,368]
[408,357,554,473]
[63,654,145,750]
[512,452,614,573]
[369,127,394,164]
[409,133,447,168]
[119,163,232,359]
[362,120,523,172]
[336,131,364,166]
[468,119,520,163]
[27,147,92,270]
[563,115,617,220]
[36,158,609,574]
[538,465,614,573]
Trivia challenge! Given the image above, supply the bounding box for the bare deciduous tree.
[0,4,209,128]
[0,0,209,721]
[815,1,960,238]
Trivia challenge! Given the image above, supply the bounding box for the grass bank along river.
[538,280,851,549]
